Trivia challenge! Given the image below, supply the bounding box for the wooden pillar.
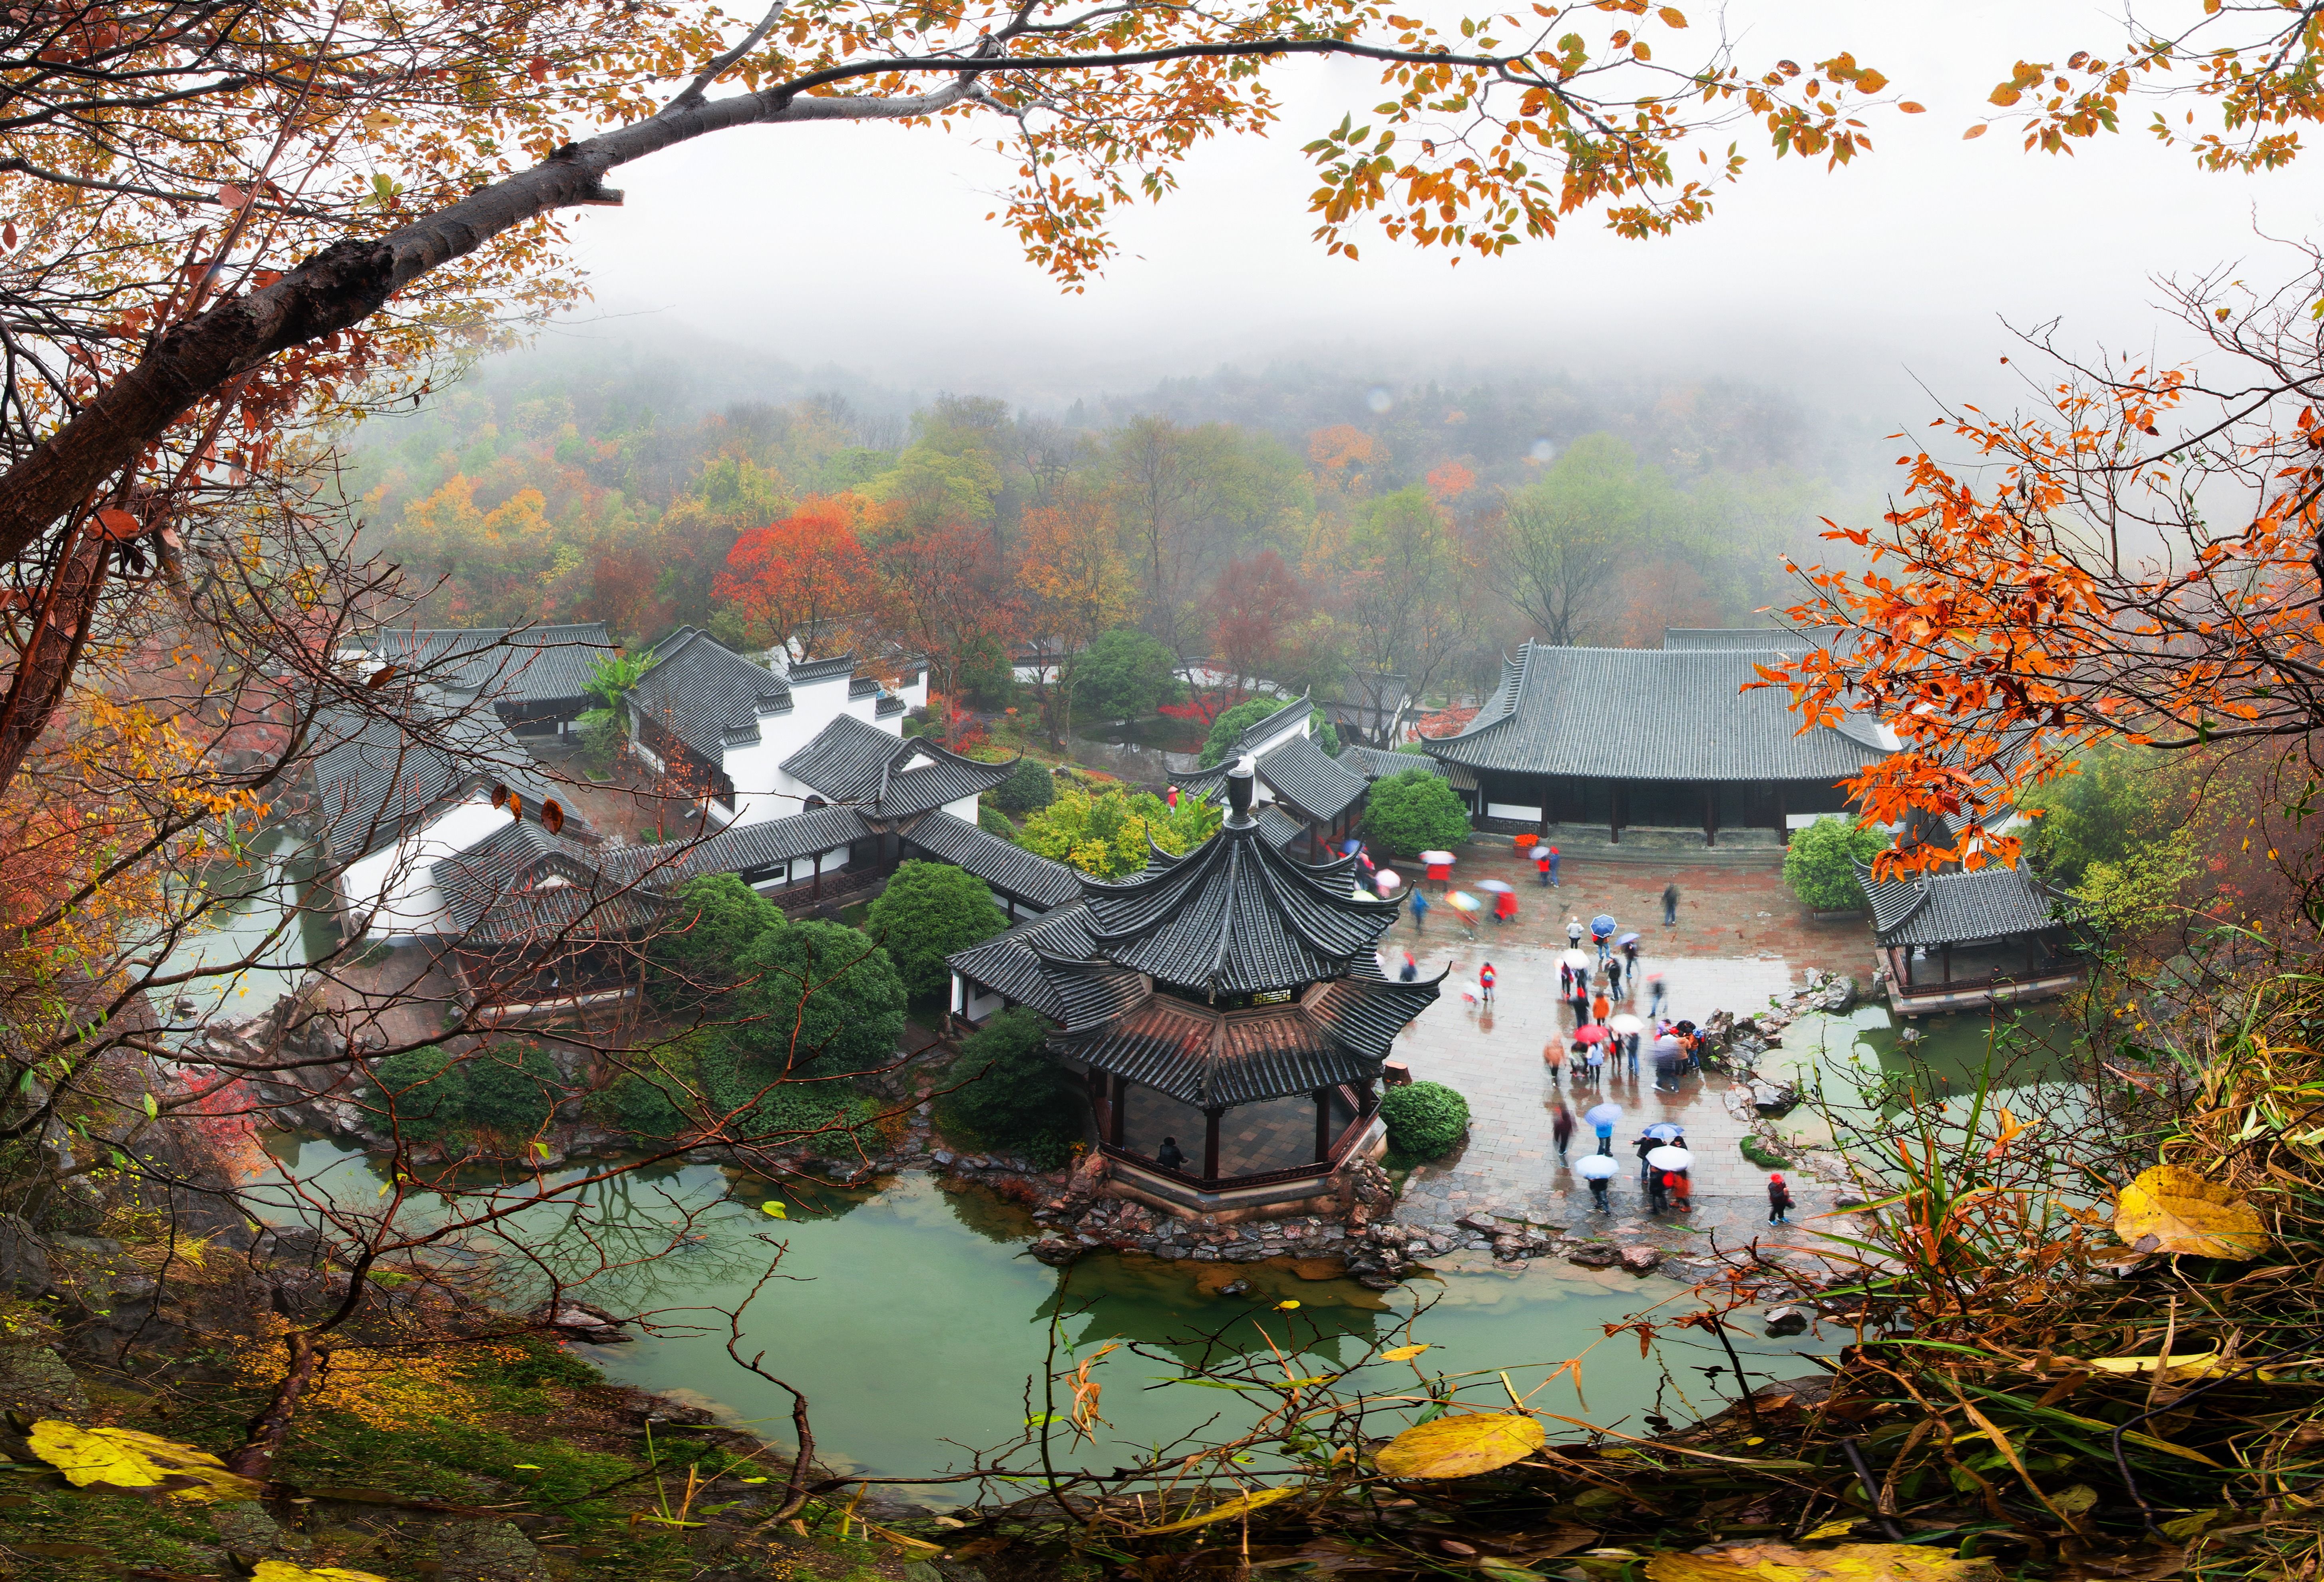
[1314,1087,1333,1162]
[1202,1107,1224,1182]
[812,851,823,900]
[1108,1074,1128,1148]
[1703,786,1717,848]
[1940,944,1953,984]
[1776,784,1789,843]
[1609,781,1622,845]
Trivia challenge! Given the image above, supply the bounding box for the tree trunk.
[225,1331,326,1478]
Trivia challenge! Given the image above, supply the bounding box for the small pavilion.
[949,758,1441,1218]
[1857,859,2087,1017]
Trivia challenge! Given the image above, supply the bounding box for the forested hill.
[342,337,1872,705]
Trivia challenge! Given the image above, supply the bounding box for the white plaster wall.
[340,797,513,940]
[1487,800,1548,822]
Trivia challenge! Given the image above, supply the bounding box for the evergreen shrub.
[1378,1080,1470,1160]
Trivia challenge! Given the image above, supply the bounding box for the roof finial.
[1226,754,1257,825]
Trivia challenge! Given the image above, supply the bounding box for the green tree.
[2018,744,2187,889]
[1361,768,1471,857]
[1781,817,1892,912]
[583,649,654,712]
[1497,434,1670,647]
[368,1045,468,1142]
[1073,628,1186,724]
[990,758,1057,816]
[596,1036,706,1142]
[1309,709,1341,757]
[865,859,1007,1000]
[645,874,780,1010]
[696,1036,873,1156]
[935,1007,1084,1169]
[1198,696,1283,768]
[728,918,909,1079]
[1019,785,1221,878]
[462,1043,567,1141]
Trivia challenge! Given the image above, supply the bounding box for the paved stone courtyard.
[1381,847,1873,1263]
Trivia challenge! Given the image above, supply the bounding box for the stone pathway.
[1381,920,1861,1277]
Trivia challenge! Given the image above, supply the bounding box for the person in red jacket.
[1478,961,1497,1004]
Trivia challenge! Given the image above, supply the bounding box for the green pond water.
[254,1135,1835,1497]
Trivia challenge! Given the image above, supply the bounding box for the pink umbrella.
[1572,1024,1609,1044]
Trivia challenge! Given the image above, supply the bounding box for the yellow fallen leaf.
[1803,1518,1858,1540]
[2113,1166,2268,1260]
[1381,1343,1431,1362]
[1375,1413,1545,1479]
[1644,1541,2003,1581]
[28,1421,260,1502]
[2075,1349,2228,1379]
[1136,1485,1296,1534]
[254,1562,394,1582]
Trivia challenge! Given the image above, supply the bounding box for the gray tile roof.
[601,805,872,890]
[1339,746,1441,781]
[1858,861,2068,946]
[1663,626,1847,652]
[946,903,1101,1014]
[625,628,793,762]
[1051,994,1383,1108]
[308,701,572,863]
[780,715,1018,819]
[1250,734,1369,823]
[1080,813,1400,997]
[787,653,858,683]
[1422,642,1894,783]
[901,811,1082,911]
[1256,807,1303,850]
[367,623,615,708]
[430,819,603,931]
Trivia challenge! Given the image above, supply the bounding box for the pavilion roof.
[1857,860,2069,946]
[1080,809,1400,997]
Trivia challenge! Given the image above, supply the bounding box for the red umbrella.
[1573,1024,1609,1044]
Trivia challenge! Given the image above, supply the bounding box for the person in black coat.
[1767,1172,1795,1225]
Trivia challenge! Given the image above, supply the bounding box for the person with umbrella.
[1534,845,1553,887]
[1590,913,1617,964]
[1574,1152,1617,1211]
[1586,1100,1622,1156]
[1446,890,1481,938]
[1610,1012,1646,1079]
[1620,931,1642,980]
[1648,1144,1695,1214]
[1582,1030,1606,1085]
[1493,887,1519,925]
[1651,1031,1684,1093]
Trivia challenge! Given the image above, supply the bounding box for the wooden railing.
[1102,1095,1376,1193]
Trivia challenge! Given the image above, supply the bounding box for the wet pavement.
[1382,852,1870,1258]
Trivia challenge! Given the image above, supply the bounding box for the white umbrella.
[1584,1102,1624,1129]
[1375,870,1403,897]
[1647,1146,1694,1171]
[1420,850,1456,866]
[1574,1155,1620,1180]
[1476,879,1515,894]
[1561,950,1592,972]
[1608,1013,1646,1035]
[1644,1122,1684,1141]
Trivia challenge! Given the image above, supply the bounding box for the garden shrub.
[1378,1080,1470,1160]
[865,859,1007,999]
[574,707,622,771]
[1197,697,1281,767]
[977,801,1017,837]
[596,1036,707,1140]
[1363,768,1471,857]
[462,1042,566,1139]
[991,757,1057,815]
[368,1044,468,1141]
[935,1007,1083,1168]
[1781,816,1891,912]
[697,1037,873,1156]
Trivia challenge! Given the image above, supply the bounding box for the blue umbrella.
[1645,1123,1684,1141]
[1584,1102,1624,1129]
[1591,914,1617,939]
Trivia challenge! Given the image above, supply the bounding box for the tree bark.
[225,1330,326,1478]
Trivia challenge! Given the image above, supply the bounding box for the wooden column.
[1202,1106,1224,1183]
[1940,944,1953,984]
[1703,786,1717,848]
[1314,1087,1334,1162]
[1776,785,1789,844]
[811,851,823,900]
[1108,1074,1128,1148]
[1609,782,1622,844]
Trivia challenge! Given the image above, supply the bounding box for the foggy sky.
[550,1,2318,429]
